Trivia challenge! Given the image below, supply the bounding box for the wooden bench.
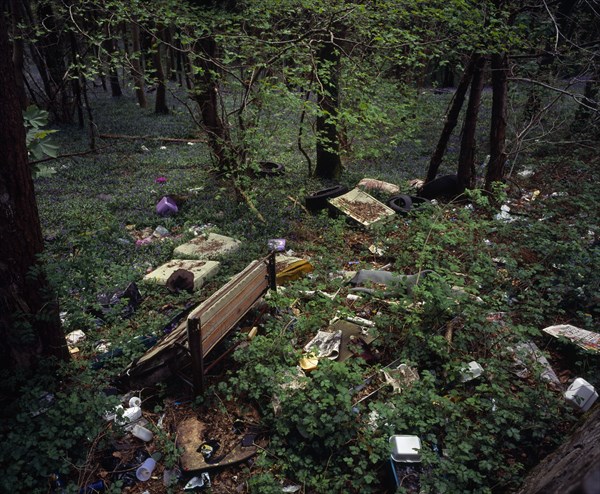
[124,252,276,395]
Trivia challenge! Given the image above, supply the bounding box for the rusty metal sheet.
[177,416,257,473]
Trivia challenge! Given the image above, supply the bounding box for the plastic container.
[565,378,598,412]
[129,396,142,408]
[136,457,156,481]
[124,406,142,422]
[460,361,484,382]
[156,196,178,216]
[389,435,421,463]
[132,424,153,442]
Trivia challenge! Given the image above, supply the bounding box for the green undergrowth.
[0,86,597,493]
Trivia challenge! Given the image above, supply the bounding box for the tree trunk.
[166,26,177,82]
[153,29,169,114]
[102,28,122,98]
[9,0,27,109]
[36,2,73,122]
[130,20,147,108]
[485,53,509,189]
[69,31,84,128]
[457,54,485,190]
[314,40,342,180]
[0,10,69,370]
[192,35,233,172]
[516,405,600,494]
[426,55,476,183]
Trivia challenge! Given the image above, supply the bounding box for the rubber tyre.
[305,185,348,212]
[258,161,285,177]
[387,194,413,215]
[409,196,430,208]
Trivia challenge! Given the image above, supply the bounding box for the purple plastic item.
[156,196,178,216]
[267,238,286,252]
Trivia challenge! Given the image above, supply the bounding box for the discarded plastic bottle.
[79,480,105,493]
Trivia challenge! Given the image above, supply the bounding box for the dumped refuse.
[417,174,460,200]
[349,269,434,297]
[177,416,257,473]
[125,254,276,393]
[388,435,422,491]
[328,188,396,227]
[131,423,153,442]
[267,238,286,252]
[184,473,211,490]
[565,378,598,412]
[96,282,143,319]
[382,363,420,393]
[303,330,342,360]
[136,456,157,481]
[166,269,195,293]
[460,361,484,382]
[357,177,400,195]
[510,341,560,386]
[156,196,178,216]
[390,435,422,463]
[275,256,314,284]
[143,260,220,292]
[331,319,376,363]
[542,324,600,353]
[173,232,241,260]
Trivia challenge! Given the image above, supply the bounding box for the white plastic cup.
[132,424,153,442]
[129,396,142,408]
[136,457,156,481]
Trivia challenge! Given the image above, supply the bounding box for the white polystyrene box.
[460,361,484,382]
[565,378,598,412]
[389,435,421,463]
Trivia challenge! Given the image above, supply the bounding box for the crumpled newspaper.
[303,330,342,360]
[382,364,420,393]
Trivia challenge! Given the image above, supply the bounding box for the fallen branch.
[287,195,310,215]
[29,148,98,166]
[234,182,266,223]
[99,133,205,143]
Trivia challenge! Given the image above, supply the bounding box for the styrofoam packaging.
[132,424,153,442]
[136,457,156,481]
[389,435,421,463]
[460,361,484,382]
[565,378,598,412]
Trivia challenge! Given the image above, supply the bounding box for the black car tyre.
[387,194,413,215]
[305,185,349,212]
[258,161,285,177]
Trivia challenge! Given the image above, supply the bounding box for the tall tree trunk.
[426,55,477,183]
[130,20,147,108]
[102,28,122,98]
[517,404,600,494]
[166,26,177,82]
[9,0,27,109]
[314,39,342,180]
[153,29,169,114]
[36,2,72,122]
[69,31,84,128]
[457,55,486,190]
[485,53,509,189]
[192,36,233,172]
[0,10,69,370]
